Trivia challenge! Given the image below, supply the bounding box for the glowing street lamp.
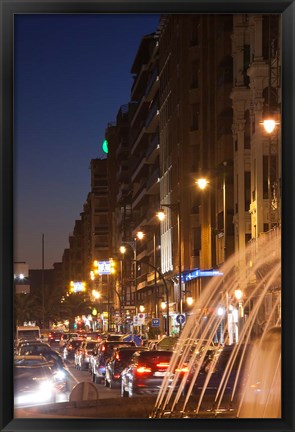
[262,118,279,134]
[136,231,145,240]
[195,178,208,190]
[92,289,101,300]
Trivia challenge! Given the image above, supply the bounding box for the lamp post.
[119,240,137,314]
[144,261,170,337]
[157,202,182,331]
[136,227,158,318]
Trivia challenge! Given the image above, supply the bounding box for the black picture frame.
[0,0,294,431]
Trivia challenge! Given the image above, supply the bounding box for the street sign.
[176,314,186,325]
[151,318,160,327]
[98,261,111,275]
[137,313,145,325]
[133,316,139,325]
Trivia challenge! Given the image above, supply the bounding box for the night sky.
[14,14,160,269]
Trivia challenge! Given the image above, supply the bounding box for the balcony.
[145,133,159,164]
[116,140,129,160]
[131,155,147,183]
[130,123,146,155]
[145,66,159,102]
[145,99,159,133]
[116,164,129,182]
[131,64,148,100]
[146,166,160,195]
[132,185,147,209]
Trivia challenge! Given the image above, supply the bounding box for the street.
[64,356,121,400]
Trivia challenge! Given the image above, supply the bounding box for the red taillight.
[102,345,106,352]
[115,353,120,360]
[114,373,120,379]
[68,345,73,350]
[136,366,152,374]
[156,362,169,369]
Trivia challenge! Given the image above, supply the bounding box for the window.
[191,103,199,131]
[191,61,199,89]
[245,171,251,211]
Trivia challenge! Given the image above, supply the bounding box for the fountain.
[151,228,281,418]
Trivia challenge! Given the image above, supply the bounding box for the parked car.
[105,346,147,388]
[91,340,136,384]
[63,338,84,360]
[121,350,176,397]
[74,340,99,370]
[14,355,67,407]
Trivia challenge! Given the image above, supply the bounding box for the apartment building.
[157,15,235,325]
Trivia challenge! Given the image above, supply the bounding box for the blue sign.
[176,314,186,325]
[151,318,160,327]
[184,269,223,282]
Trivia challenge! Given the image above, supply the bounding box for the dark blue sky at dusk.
[14,14,160,269]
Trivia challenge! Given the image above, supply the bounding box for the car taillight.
[156,362,169,369]
[175,365,189,373]
[115,353,120,360]
[136,366,152,374]
[102,345,106,352]
[114,373,120,379]
[68,345,73,350]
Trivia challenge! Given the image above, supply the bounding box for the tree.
[14,293,41,326]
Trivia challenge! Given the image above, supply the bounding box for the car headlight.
[39,379,55,392]
[54,370,66,381]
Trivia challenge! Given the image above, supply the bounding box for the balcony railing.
[145,99,158,129]
[145,66,158,97]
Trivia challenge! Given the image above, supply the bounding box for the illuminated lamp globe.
[263,119,276,134]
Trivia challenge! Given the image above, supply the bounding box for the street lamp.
[157,202,182,331]
[136,227,159,318]
[185,291,194,307]
[119,240,137,314]
[195,163,228,263]
[195,178,208,190]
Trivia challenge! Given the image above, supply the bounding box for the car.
[48,331,64,345]
[91,340,136,384]
[63,337,84,360]
[105,346,148,389]
[16,341,68,377]
[106,334,125,342]
[120,350,180,397]
[14,356,61,407]
[15,339,51,353]
[184,343,249,398]
[155,336,179,351]
[84,331,103,342]
[59,332,79,351]
[74,340,99,370]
